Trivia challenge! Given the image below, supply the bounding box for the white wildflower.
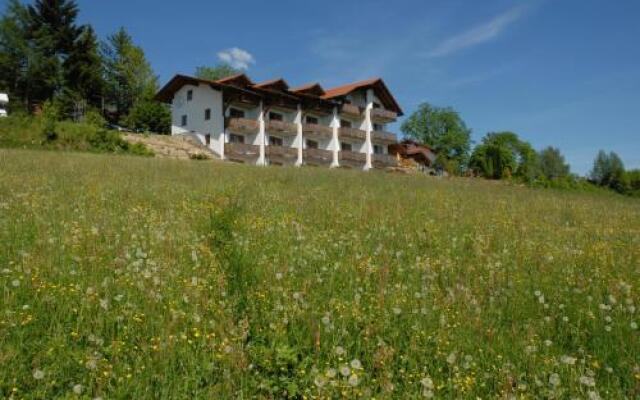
[335,346,345,356]
[11,279,20,287]
[348,373,359,386]
[73,384,84,395]
[325,368,337,378]
[420,376,434,389]
[631,322,638,330]
[340,365,351,377]
[579,375,596,387]
[549,373,561,387]
[392,307,402,315]
[350,359,362,370]
[446,352,457,365]
[560,355,577,365]
[314,375,326,388]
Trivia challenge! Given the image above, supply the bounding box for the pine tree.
[62,25,104,118]
[102,27,158,123]
[26,0,82,104]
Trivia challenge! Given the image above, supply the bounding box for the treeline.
[0,0,169,133]
[401,103,640,197]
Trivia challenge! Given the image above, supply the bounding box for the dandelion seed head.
[347,373,359,386]
[32,369,44,380]
[350,359,362,370]
[340,365,351,377]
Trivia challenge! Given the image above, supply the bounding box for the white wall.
[171,84,224,156]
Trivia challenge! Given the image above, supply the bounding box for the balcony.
[303,148,333,166]
[339,127,366,141]
[372,130,396,143]
[267,120,297,137]
[373,153,398,169]
[341,103,362,117]
[302,123,333,139]
[266,145,298,166]
[339,151,366,168]
[225,143,260,164]
[227,118,259,135]
[371,108,398,122]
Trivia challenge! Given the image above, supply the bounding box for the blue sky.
[7,0,640,174]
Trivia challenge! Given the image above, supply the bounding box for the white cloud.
[217,47,255,70]
[428,5,529,58]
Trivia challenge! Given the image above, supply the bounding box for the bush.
[124,100,171,134]
[0,115,153,156]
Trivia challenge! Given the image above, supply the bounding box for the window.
[205,108,211,120]
[340,119,352,128]
[269,136,283,146]
[344,98,352,105]
[181,115,187,126]
[205,134,211,145]
[269,112,283,121]
[373,102,381,109]
[373,123,383,132]
[229,134,245,144]
[305,115,319,125]
[341,142,352,152]
[187,90,193,101]
[306,139,318,149]
[229,108,245,118]
[373,144,384,154]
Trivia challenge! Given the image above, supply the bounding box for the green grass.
[0,149,639,399]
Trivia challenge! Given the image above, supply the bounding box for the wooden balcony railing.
[302,123,332,138]
[341,103,362,117]
[303,148,333,166]
[371,108,398,122]
[373,153,398,169]
[266,145,298,165]
[225,143,260,163]
[339,151,366,168]
[372,130,396,143]
[227,118,259,135]
[339,127,366,141]
[267,120,297,137]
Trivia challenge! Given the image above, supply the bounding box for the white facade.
[171,84,224,156]
[163,75,400,169]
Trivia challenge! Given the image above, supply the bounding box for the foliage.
[624,169,640,197]
[0,115,152,156]
[400,102,471,173]
[0,150,638,398]
[101,27,158,123]
[538,146,570,180]
[590,150,628,193]
[469,131,538,181]
[123,100,170,134]
[195,63,240,81]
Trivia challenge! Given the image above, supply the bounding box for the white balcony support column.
[257,100,267,166]
[221,106,230,160]
[364,88,374,170]
[294,104,303,166]
[330,106,340,168]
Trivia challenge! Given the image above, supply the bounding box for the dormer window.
[187,90,193,101]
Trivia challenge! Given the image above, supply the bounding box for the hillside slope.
[0,149,639,399]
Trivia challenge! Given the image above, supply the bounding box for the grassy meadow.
[0,149,639,399]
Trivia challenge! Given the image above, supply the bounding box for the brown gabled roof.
[216,73,254,87]
[323,78,403,116]
[155,74,225,103]
[290,82,325,97]
[252,78,290,92]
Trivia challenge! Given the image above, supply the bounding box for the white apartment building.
[155,74,403,169]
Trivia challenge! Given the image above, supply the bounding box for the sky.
[5,0,639,174]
